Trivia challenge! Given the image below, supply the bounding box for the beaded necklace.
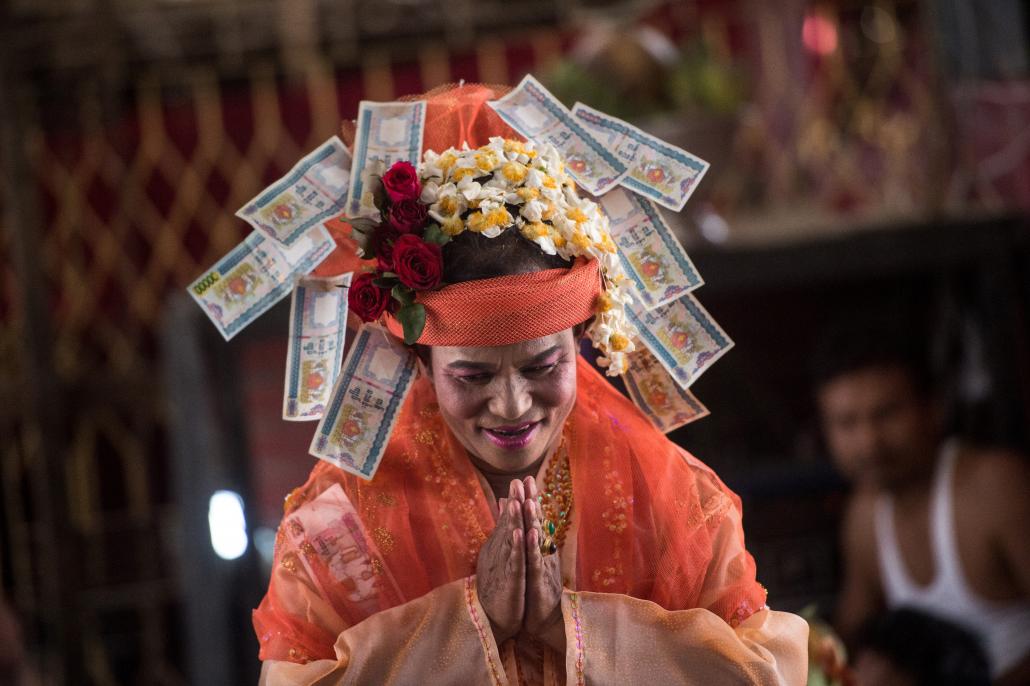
[539,434,573,553]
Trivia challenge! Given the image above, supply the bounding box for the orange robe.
[253,357,808,684]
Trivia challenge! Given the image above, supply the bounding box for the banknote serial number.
[192,272,220,295]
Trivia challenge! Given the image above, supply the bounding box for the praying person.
[250,83,808,685]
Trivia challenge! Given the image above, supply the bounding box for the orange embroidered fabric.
[338,83,519,155]
[412,82,520,153]
[252,356,767,663]
[382,258,600,346]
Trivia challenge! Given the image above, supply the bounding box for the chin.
[483,449,539,472]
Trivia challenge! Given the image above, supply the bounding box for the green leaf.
[391,285,415,307]
[372,276,397,288]
[370,176,387,212]
[396,303,426,346]
[346,217,381,259]
[347,216,380,234]
[382,271,398,279]
[422,223,452,246]
[348,230,374,259]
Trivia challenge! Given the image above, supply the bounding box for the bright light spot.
[697,206,730,244]
[209,490,248,560]
[860,5,897,44]
[802,13,839,56]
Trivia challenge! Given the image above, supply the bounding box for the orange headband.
[385,258,601,346]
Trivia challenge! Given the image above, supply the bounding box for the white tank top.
[874,441,1030,677]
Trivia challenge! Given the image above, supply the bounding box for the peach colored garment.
[253,357,808,683]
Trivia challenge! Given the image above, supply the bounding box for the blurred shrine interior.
[1,0,1029,684]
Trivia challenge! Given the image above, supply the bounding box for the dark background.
[2,1,1029,684]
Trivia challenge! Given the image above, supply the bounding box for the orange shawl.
[254,356,766,662]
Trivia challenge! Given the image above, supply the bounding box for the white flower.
[428,183,465,220]
[456,177,482,202]
[519,199,547,223]
[421,151,445,180]
[533,235,557,255]
[476,184,508,206]
[600,251,622,275]
[420,180,440,204]
[476,197,504,215]
[525,168,546,189]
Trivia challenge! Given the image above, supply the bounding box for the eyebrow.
[519,345,563,366]
[446,345,563,371]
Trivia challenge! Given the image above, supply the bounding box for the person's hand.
[476,480,527,644]
[521,476,565,651]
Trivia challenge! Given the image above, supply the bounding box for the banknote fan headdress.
[336,83,636,375]
[187,76,725,481]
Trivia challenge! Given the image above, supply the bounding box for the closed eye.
[522,363,558,377]
[453,372,492,385]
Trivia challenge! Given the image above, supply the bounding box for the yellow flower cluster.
[418,137,637,374]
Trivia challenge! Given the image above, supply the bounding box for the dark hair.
[442,227,570,284]
[854,608,990,686]
[810,316,933,396]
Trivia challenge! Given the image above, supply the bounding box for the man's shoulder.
[956,444,1030,516]
[954,444,1026,494]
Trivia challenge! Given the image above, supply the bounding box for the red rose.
[388,198,429,234]
[382,161,421,203]
[392,234,443,291]
[348,271,390,322]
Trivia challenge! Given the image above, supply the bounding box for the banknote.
[236,137,352,246]
[488,75,627,196]
[310,324,417,480]
[281,482,403,611]
[188,227,335,341]
[597,187,703,310]
[283,273,353,421]
[572,103,709,212]
[347,100,427,216]
[626,293,733,390]
[623,347,709,433]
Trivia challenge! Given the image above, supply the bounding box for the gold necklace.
[539,435,572,554]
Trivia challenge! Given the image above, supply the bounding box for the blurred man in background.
[812,322,1030,685]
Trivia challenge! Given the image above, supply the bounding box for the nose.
[851,422,874,452]
[487,376,533,421]
[852,422,887,463]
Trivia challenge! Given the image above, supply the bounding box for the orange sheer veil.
[255,84,766,663]
[254,359,765,662]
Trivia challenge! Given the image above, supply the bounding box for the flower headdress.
[346,137,636,375]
